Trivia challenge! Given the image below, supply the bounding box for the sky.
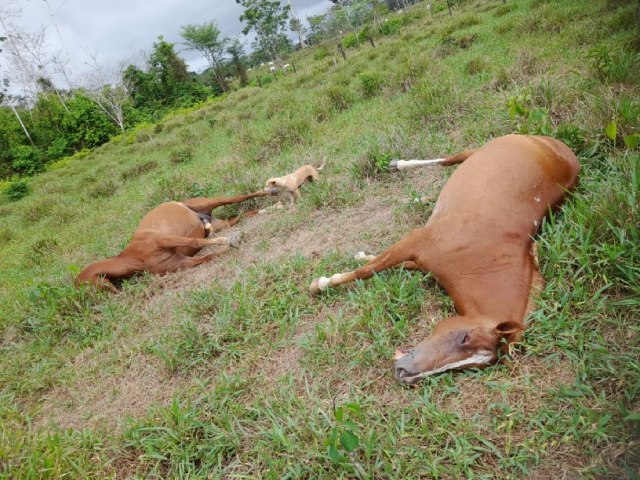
[1,0,333,89]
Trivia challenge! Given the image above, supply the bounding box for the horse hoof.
[309,279,321,294]
[229,233,243,249]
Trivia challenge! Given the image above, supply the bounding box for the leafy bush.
[359,72,384,97]
[313,47,330,61]
[379,17,405,36]
[46,137,69,160]
[342,32,359,49]
[10,146,44,176]
[324,85,356,111]
[62,93,118,150]
[4,179,29,201]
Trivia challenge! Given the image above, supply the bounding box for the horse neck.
[442,253,536,325]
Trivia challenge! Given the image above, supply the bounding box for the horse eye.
[460,333,470,345]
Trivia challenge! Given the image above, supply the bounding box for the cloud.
[3,0,332,86]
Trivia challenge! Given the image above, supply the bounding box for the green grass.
[0,0,639,477]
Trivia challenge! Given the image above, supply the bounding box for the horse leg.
[76,257,144,293]
[181,191,271,214]
[309,234,427,294]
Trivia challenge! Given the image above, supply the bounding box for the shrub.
[379,17,405,36]
[46,137,69,160]
[314,48,330,61]
[10,146,44,176]
[359,72,384,97]
[324,85,356,111]
[342,32,359,49]
[4,179,29,201]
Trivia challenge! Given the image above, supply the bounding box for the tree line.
[0,0,426,181]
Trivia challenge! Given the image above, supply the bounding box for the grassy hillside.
[1,0,639,478]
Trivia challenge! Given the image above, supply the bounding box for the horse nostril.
[395,367,408,379]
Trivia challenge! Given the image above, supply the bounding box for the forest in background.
[0,0,422,183]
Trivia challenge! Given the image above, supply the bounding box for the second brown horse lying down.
[310,134,580,384]
[77,191,272,293]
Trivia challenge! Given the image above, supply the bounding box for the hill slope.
[1,0,639,477]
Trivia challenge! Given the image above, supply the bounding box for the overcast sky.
[2,0,333,87]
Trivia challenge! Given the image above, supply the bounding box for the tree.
[227,39,249,87]
[83,54,133,132]
[0,8,34,146]
[236,0,291,63]
[180,22,229,93]
[0,21,69,110]
[289,16,308,49]
[123,37,210,114]
[287,0,308,48]
[306,14,327,44]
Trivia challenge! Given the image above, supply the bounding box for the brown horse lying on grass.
[76,191,274,293]
[310,134,580,384]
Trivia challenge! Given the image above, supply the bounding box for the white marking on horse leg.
[318,276,330,291]
[354,251,376,261]
[329,273,347,285]
[392,158,446,171]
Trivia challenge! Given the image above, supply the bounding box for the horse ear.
[494,320,524,343]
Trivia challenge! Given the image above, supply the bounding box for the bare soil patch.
[35,351,187,432]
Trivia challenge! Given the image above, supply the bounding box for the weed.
[409,81,457,127]
[439,13,481,38]
[588,45,640,84]
[0,226,14,243]
[358,72,384,97]
[120,160,159,180]
[323,85,356,112]
[169,147,195,164]
[4,179,29,201]
[465,56,490,75]
[491,68,511,91]
[494,3,517,17]
[350,142,392,181]
[313,47,329,61]
[20,198,53,224]
[89,179,119,198]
